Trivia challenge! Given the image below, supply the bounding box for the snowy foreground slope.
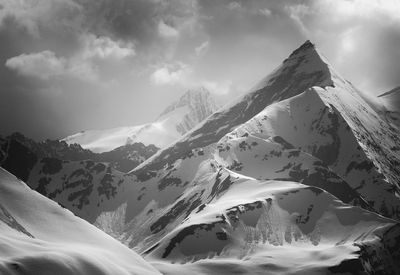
[0,167,160,275]
[62,87,218,153]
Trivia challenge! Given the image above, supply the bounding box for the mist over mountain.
[62,87,219,153]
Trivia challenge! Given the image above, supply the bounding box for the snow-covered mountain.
[4,40,400,274]
[0,132,159,177]
[62,87,219,153]
[0,167,160,275]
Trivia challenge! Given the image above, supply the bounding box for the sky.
[0,0,400,140]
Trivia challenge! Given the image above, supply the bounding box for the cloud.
[150,63,190,85]
[201,80,232,95]
[195,40,210,56]
[228,2,242,11]
[313,0,400,22]
[0,0,83,38]
[5,34,137,83]
[158,20,179,38]
[83,35,136,59]
[283,0,400,92]
[149,60,232,96]
[258,8,272,18]
[5,51,66,80]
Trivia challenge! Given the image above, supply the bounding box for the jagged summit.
[251,40,337,95]
[288,40,314,57]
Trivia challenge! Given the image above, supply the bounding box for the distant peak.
[157,87,217,119]
[178,86,211,101]
[155,87,219,134]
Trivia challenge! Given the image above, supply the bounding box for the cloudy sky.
[1,0,399,140]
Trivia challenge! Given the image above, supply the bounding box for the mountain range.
[1,40,400,274]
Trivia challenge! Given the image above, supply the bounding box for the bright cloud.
[158,20,179,38]
[259,8,272,17]
[151,64,190,85]
[83,35,136,60]
[0,0,83,38]
[5,51,67,80]
[5,34,136,83]
[314,0,400,22]
[195,40,210,56]
[228,2,242,11]
[202,80,232,95]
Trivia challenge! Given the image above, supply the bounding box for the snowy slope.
[226,87,400,219]
[62,87,218,153]
[0,167,160,275]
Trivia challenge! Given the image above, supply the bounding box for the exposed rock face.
[98,143,159,172]
[0,134,159,222]
[0,133,159,176]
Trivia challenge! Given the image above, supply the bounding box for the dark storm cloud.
[0,0,199,140]
[0,0,399,140]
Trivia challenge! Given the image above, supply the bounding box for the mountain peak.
[250,40,337,94]
[288,40,315,57]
